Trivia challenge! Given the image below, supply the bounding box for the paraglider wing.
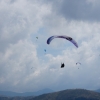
[47,36,57,44]
[76,62,81,65]
[70,39,78,48]
[47,35,78,48]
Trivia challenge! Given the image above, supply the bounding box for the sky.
[0,0,100,93]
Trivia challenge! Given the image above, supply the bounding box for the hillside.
[1,89,100,100]
[30,89,100,100]
[95,89,100,93]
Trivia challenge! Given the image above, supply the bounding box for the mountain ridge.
[0,88,54,97]
[30,89,100,100]
[1,89,100,100]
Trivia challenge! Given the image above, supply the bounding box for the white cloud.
[0,0,51,52]
[0,0,100,92]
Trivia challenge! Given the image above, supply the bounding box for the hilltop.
[30,89,100,100]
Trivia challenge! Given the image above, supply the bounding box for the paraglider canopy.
[61,63,65,68]
[36,37,38,39]
[76,62,81,69]
[47,35,78,48]
[76,62,81,65]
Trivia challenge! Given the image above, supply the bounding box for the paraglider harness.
[61,63,65,68]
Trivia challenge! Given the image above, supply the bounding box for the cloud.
[0,0,100,93]
[0,40,38,91]
[42,19,100,91]
[45,0,100,22]
[0,0,52,92]
[0,0,51,52]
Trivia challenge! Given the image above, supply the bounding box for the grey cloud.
[10,0,16,4]
[45,0,100,22]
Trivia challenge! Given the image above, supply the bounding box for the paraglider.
[36,37,38,39]
[76,62,81,69]
[44,49,46,54]
[61,63,65,68]
[47,35,78,68]
[44,49,46,52]
[76,62,81,65]
[47,35,78,48]
[36,37,38,42]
